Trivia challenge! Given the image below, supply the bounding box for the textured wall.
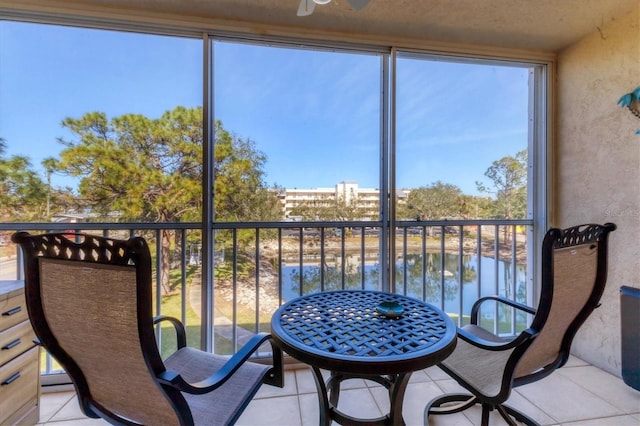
[557,7,640,376]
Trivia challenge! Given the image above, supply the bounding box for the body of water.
[280,252,528,323]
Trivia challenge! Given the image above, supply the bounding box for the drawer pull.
[1,372,21,386]
[2,306,22,316]
[2,338,21,350]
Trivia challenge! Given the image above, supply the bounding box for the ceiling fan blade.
[297,0,316,16]
[346,0,370,11]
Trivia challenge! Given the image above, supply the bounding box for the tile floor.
[37,356,640,426]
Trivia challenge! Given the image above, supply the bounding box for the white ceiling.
[3,0,639,52]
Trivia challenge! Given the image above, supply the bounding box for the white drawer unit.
[0,281,39,426]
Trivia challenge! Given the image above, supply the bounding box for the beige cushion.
[441,327,515,398]
[40,258,181,425]
[442,242,600,399]
[515,243,598,377]
[165,347,270,426]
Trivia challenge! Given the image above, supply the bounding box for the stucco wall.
[557,7,640,376]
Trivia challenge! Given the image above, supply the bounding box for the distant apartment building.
[279,181,409,220]
[279,181,376,219]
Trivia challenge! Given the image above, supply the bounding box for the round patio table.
[270,290,456,425]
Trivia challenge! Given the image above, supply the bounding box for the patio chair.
[12,231,283,426]
[425,223,616,426]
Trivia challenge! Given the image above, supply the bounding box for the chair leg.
[424,393,540,426]
[424,393,477,424]
[489,403,540,426]
[501,403,540,426]
[495,404,518,426]
[481,402,491,426]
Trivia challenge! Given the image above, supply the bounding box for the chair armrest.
[470,295,536,325]
[157,332,282,394]
[153,315,186,349]
[457,326,538,351]
[264,338,284,388]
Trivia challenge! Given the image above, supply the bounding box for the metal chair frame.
[425,223,616,426]
[13,232,283,426]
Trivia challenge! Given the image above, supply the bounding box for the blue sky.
[0,21,529,196]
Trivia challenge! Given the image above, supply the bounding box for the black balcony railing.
[0,219,533,375]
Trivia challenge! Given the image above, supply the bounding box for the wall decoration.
[618,86,640,134]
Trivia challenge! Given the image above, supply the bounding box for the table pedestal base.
[311,366,411,426]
